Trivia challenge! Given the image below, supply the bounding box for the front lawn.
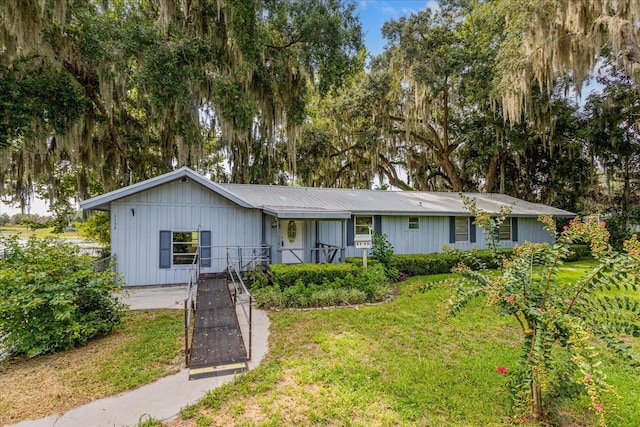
[0,310,184,425]
[174,260,639,426]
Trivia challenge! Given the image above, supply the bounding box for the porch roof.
[262,207,351,219]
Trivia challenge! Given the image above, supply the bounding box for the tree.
[300,1,515,192]
[582,69,640,236]
[0,0,363,208]
[448,202,640,424]
[493,0,640,123]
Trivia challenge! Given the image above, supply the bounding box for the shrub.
[270,263,359,289]
[253,264,390,309]
[389,249,512,277]
[0,236,126,357]
[372,233,399,280]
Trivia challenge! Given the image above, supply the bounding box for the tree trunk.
[484,154,500,192]
[530,379,543,420]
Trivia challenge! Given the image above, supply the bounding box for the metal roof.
[220,183,574,218]
[80,167,574,217]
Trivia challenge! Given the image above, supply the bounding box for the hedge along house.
[81,167,574,286]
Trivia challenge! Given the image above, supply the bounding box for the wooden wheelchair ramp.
[189,277,248,380]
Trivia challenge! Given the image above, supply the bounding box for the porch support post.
[315,220,319,263]
[341,219,346,262]
[276,218,281,264]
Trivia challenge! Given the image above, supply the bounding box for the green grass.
[0,225,80,239]
[1,310,184,425]
[76,310,185,390]
[177,261,639,427]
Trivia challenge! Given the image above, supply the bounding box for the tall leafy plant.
[447,204,640,425]
[372,232,398,281]
[0,236,125,357]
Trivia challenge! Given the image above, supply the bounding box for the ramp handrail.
[227,261,253,360]
[184,247,200,367]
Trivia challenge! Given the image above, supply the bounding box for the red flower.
[563,225,569,230]
[506,295,515,304]
[630,250,638,256]
[596,403,604,413]
[599,221,606,226]
[584,374,592,382]
[496,366,507,375]
[538,307,545,312]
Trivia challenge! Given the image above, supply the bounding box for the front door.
[281,220,304,264]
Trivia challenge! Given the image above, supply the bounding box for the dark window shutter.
[374,216,382,235]
[347,217,354,246]
[449,216,456,244]
[200,230,211,267]
[159,230,171,269]
[512,217,518,241]
[470,216,477,243]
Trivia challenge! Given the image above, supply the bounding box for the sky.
[355,0,439,57]
[4,0,438,217]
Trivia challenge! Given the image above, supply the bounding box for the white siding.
[111,180,261,286]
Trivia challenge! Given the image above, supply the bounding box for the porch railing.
[313,242,343,264]
[278,242,345,264]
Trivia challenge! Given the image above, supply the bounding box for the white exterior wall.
[111,180,261,286]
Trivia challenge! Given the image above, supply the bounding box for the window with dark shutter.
[200,230,211,267]
[159,230,171,268]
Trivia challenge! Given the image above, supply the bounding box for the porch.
[265,208,350,265]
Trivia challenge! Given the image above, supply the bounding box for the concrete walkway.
[11,286,270,427]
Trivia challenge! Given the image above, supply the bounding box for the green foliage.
[348,244,589,278]
[0,236,125,357]
[269,263,359,290]
[447,210,640,425]
[253,264,390,309]
[395,249,513,276]
[76,211,110,247]
[371,232,398,281]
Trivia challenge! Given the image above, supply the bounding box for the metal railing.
[227,262,253,360]
[226,244,271,273]
[93,254,116,273]
[184,248,200,367]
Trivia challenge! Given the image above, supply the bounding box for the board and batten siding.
[111,180,261,286]
[343,215,554,257]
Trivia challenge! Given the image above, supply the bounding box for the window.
[172,231,199,265]
[499,218,512,240]
[287,220,297,242]
[408,216,420,229]
[455,217,469,242]
[355,216,373,235]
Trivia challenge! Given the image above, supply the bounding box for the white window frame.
[455,217,470,242]
[172,231,199,266]
[355,216,374,236]
[499,218,512,241]
[408,216,420,230]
